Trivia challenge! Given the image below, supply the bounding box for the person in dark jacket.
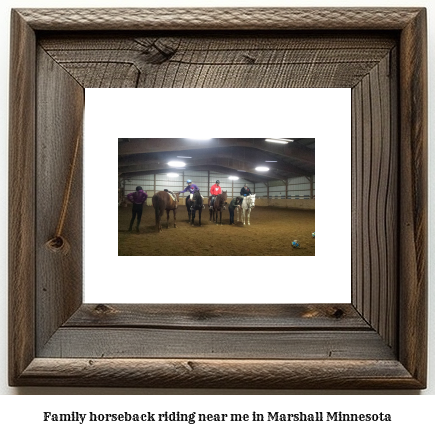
[228,196,242,225]
[240,183,253,197]
[127,186,148,232]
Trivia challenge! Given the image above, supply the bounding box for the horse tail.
[152,195,159,226]
[154,199,159,223]
[152,193,165,229]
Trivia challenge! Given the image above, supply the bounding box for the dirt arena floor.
[119,205,315,256]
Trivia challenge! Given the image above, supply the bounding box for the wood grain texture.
[398,8,428,385]
[382,47,399,350]
[8,10,36,386]
[351,51,398,351]
[65,304,369,330]
[17,358,420,389]
[35,48,84,353]
[8,7,427,389]
[39,329,395,360]
[15,8,422,31]
[39,33,396,89]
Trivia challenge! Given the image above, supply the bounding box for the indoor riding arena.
[118,138,315,256]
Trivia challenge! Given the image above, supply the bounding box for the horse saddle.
[164,189,177,204]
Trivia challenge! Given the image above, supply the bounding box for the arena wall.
[255,198,315,210]
[121,171,315,206]
[137,197,314,210]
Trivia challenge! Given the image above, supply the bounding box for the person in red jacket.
[209,180,222,209]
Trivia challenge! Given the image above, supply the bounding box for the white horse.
[236,194,256,225]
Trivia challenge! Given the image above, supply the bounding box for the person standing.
[240,183,253,197]
[127,186,148,232]
[209,179,222,209]
[228,196,242,225]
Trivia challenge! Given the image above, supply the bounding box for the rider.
[127,186,148,232]
[179,179,203,210]
[240,183,253,197]
[209,179,222,209]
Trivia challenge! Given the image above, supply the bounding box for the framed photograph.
[87,88,348,305]
[9,8,427,388]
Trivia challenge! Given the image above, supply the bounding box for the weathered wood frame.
[9,8,427,389]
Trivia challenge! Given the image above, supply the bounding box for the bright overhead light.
[265,138,293,144]
[185,138,212,140]
[168,161,186,168]
[167,173,179,177]
[228,176,239,180]
[177,156,192,158]
[265,160,277,162]
[255,166,269,172]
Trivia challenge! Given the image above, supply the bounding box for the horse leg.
[191,209,195,226]
[198,209,201,226]
[173,209,177,228]
[155,206,163,232]
[160,207,165,232]
[166,210,170,229]
[159,213,163,232]
[242,209,245,225]
[247,209,251,225]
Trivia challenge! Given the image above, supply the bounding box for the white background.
[0,0,434,423]
[85,88,350,304]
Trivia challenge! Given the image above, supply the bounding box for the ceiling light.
[185,138,212,140]
[167,173,179,177]
[168,161,186,168]
[177,156,192,158]
[228,176,239,180]
[255,166,269,172]
[265,138,293,144]
[265,160,277,162]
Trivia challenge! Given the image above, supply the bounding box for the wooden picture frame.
[9,8,427,389]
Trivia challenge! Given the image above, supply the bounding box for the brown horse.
[209,191,227,225]
[152,190,179,232]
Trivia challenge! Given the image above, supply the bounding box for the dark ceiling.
[118,138,315,183]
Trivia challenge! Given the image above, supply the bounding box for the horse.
[209,191,227,225]
[237,194,256,225]
[186,190,203,226]
[152,190,179,232]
